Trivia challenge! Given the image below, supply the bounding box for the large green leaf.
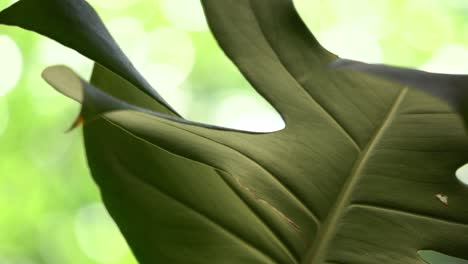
[3,0,468,263]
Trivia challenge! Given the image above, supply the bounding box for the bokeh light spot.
[142,64,192,115]
[456,164,468,186]
[0,35,22,97]
[137,27,195,114]
[106,16,145,64]
[160,0,209,31]
[26,127,76,167]
[328,0,389,27]
[37,38,93,78]
[400,1,453,53]
[317,24,384,63]
[294,0,333,30]
[74,203,130,263]
[214,95,285,132]
[138,26,195,81]
[106,22,196,115]
[421,44,468,74]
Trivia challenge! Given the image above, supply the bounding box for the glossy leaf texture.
[2,0,468,264]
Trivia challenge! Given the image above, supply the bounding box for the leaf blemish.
[234,177,301,232]
[435,193,449,207]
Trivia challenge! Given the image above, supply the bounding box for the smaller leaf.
[42,65,260,133]
[42,65,139,125]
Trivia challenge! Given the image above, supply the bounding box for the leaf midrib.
[303,88,408,264]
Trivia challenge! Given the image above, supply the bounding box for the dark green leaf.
[4,0,468,263]
[331,58,468,126]
[0,0,177,115]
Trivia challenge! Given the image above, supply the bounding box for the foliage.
[1,0,467,263]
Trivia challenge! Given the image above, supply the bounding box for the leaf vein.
[104,118,285,264]
[350,203,468,227]
[303,88,408,263]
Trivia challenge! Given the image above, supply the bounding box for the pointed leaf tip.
[65,115,84,133]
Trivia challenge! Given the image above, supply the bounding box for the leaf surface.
[331,58,468,125]
[4,0,468,264]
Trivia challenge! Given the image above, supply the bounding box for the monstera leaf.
[2,0,468,263]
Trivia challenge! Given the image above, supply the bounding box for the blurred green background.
[0,0,467,263]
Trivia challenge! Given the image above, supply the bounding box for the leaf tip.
[65,114,84,133]
[42,65,84,102]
